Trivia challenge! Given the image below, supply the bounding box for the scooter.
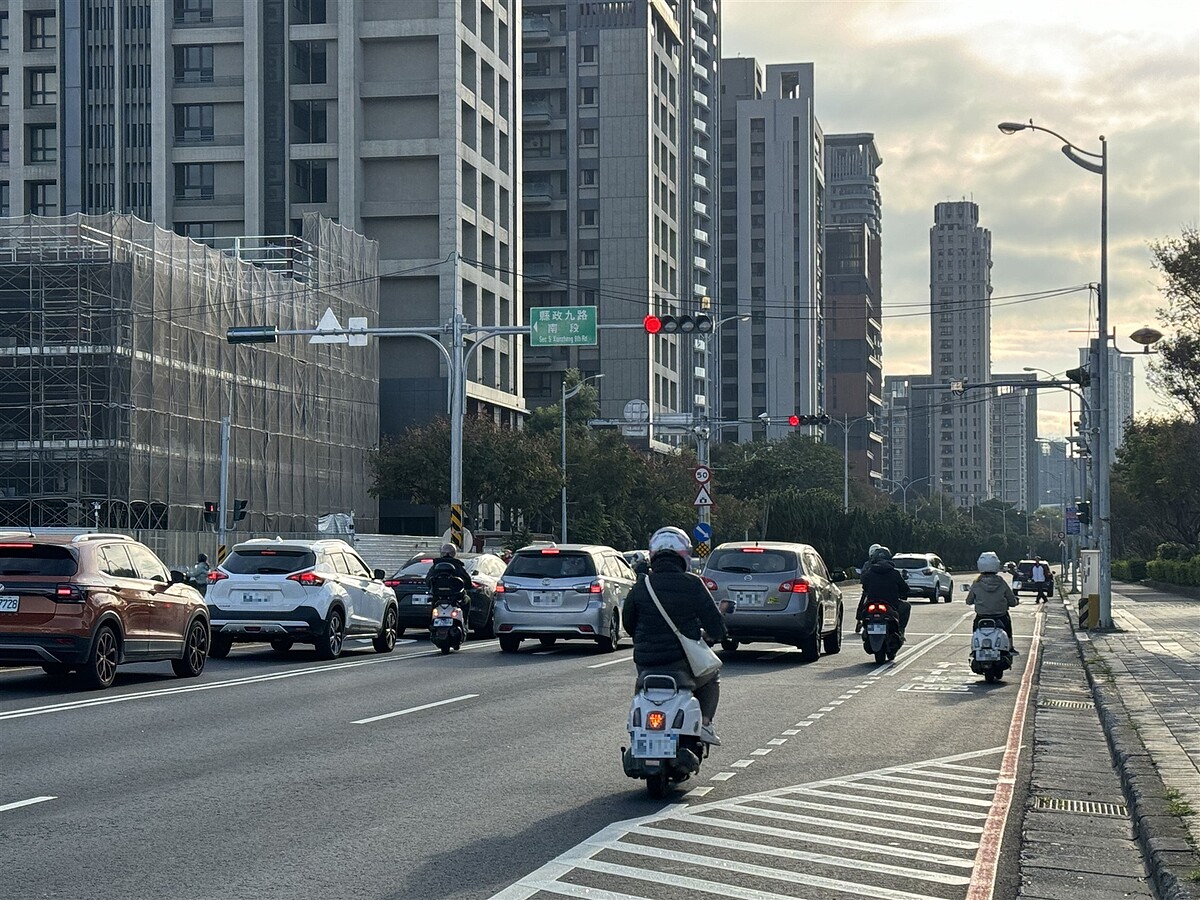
[621,674,709,799]
[861,600,905,664]
[970,617,1013,683]
[428,574,468,655]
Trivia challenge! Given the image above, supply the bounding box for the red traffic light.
[643,315,663,334]
[788,415,800,427]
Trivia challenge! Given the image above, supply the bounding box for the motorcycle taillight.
[646,711,666,731]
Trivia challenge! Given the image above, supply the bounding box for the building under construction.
[0,213,379,533]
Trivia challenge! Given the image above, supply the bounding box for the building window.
[0,181,8,216]
[174,222,215,242]
[579,128,597,146]
[579,209,597,226]
[579,86,597,106]
[291,0,328,26]
[174,163,214,200]
[26,12,57,50]
[27,125,56,163]
[174,0,214,24]
[174,104,214,143]
[292,100,327,143]
[28,69,57,106]
[0,126,7,163]
[580,249,597,266]
[292,160,328,203]
[291,41,327,84]
[579,168,597,186]
[174,45,214,83]
[0,14,8,51]
[27,181,58,216]
[580,44,596,63]
[0,69,7,107]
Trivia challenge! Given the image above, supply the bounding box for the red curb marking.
[965,606,1044,900]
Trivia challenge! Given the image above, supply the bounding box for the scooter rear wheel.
[646,773,668,799]
[440,644,451,655]
[874,650,887,664]
[984,671,999,684]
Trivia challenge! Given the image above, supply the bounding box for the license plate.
[868,623,887,634]
[433,617,454,627]
[976,649,1000,661]
[412,594,431,605]
[734,590,765,607]
[530,591,562,607]
[630,730,678,759]
[241,593,270,603]
[0,595,18,613]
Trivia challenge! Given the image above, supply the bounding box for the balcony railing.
[173,74,243,87]
[173,15,244,27]
[522,17,552,42]
[173,192,244,206]
[173,133,244,147]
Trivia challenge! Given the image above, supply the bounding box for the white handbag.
[645,578,722,680]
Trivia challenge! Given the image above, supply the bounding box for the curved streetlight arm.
[999,120,1103,163]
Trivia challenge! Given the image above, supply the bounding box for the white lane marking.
[0,796,56,813]
[686,786,714,797]
[352,693,478,725]
[931,762,1002,775]
[573,857,817,900]
[868,773,998,796]
[819,705,836,711]
[730,759,755,768]
[799,784,991,816]
[830,699,845,705]
[767,738,787,745]
[709,772,735,782]
[587,654,633,669]
[0,644,482,723]
[797,720,814,726]
[750,748,773,756]
[721,803,984,847]
[782,729,801,735]
[808,713,824,719]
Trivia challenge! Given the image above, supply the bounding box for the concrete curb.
[1063,595,1200,900]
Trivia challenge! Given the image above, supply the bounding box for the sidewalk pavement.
[1017,583,1200,900]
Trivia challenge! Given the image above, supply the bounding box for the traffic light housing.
[1065,366,1091,387]
[203,501,218,526]
[233,499,248,522]
[1076,500,1091,525]
[643,314,713,335]
[787,414,832,427]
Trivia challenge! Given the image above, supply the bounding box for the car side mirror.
[961,583,970,593]
[900,570,909,580]
[373,568,386,581]
[831,571,846,583]
[169,569,186,584]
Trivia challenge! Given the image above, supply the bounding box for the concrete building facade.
[929,200,992,507]
[1081,342,1135,453]
[881,373,933,498]
[989,374,1038,511]
[718,58,824,443]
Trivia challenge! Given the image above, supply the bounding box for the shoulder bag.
[644,577,722,680]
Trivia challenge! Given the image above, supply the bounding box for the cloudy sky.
[723,0,1200,437]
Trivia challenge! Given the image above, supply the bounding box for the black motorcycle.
[861,600,904,664]
[428,571,469,654]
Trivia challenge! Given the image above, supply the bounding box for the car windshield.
[506,552,595,578]
[892,557,931,570]
[0,544,77,577]
[706,549,797,575]
[223,549,317,575]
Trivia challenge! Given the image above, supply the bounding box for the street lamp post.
[838,414,876,513]
[561,373,605,544]
[999,120,1112,628]
[881,475,933,514]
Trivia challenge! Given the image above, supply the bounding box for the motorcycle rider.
[426,543,473,629]
[623,526,729,746]
[966,551,1019,653]
[858,545,911,636]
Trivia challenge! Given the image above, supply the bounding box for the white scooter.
[621,674,710,798]
[970,616,1013,683]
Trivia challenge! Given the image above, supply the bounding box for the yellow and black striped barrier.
[449,504,464,549]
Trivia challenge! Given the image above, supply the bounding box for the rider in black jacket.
[858,546,911,636]
[623,526,728,745]
[426,543,473,625]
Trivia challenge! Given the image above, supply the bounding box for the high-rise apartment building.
[718,59,824,443]
[1036,438,1069,510]
[1,0,525,533]
[881,374,933,495]
[930,200,992,506]
[989,375,1038,511]
[1081,342,1135,452]
[520,0,716,429]
[824,133,882,484]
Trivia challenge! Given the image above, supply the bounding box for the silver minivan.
[494,544,635,653]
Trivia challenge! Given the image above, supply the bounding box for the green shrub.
[1156,542,1192,561]
[1129,558,1147,580]
[1148,557,1200,586]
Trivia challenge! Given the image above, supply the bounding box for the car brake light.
[742,548,764,553]
[779,580,809,594]
[287,571,325,587]
[702,577,718,591]
[646,710,666,731]
[540,548,560,555]
[923,567,934,575]
[207,570,228,583]
[589,581,604,594]
[54,584,85,602]
[384,579,401,588]
[495,582,506,594]
[419,558,433,564]
[0,542,34,548]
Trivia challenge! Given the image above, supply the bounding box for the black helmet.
[439,543,458,557]
[197,553,208,563]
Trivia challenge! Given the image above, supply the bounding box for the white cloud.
[724,0,1200,436]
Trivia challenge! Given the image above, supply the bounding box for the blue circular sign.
[693,522,713,542]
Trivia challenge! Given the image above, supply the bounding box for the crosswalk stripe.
[865,774,999,796]
[800,781,995,810]
[928,762,998,775]
[573,857,834,900]
[754,795,987,832]
[539,882,653,900]
[709,804,983,849]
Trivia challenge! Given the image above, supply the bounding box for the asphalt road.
[0,592,1040,900]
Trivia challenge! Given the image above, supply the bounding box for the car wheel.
[373,605,398,654]
[822,611,843,655]
[499,634,521,653]
[315,607,345,660]
[596,612,620,653]
[944,582,954,602]
[797,629,820,663]
[81,624,119,690]
[172,618,209,678]
[270,639,293,652]
[209,635,233,659]
[41,664,72,679]
[396,626,406,638]
[538,636,558,648]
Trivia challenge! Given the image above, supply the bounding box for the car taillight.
[779,580,809,594]
[646,710,666,731]
[384,579,401,588]
[702,577,718,591]
[923,567,934,575]
[54,584,85,602]
[586,580,604,594]
[495,582,506,594]
[207,570,228,583]
[287,571,325,587]
[540,548,560,555]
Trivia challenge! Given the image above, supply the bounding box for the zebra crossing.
[491,747,1005,900]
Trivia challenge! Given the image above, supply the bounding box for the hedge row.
[1112,558,1148,581]
[1145,556,1200,587]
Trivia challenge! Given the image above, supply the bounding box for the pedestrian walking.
[1031,557,1052,604]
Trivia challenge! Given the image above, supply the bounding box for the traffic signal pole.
[217,413,230,559]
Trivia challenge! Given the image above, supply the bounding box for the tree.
[1111,416,1200,556]
[1148,227,1200,420]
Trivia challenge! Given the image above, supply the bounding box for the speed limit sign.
[692,465,712,485]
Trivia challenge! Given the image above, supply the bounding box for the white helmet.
[649,526,692,563]
[868,543,882,559]
[977,551,1001,574]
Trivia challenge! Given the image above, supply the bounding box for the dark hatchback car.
[701,541,845,662]
[386,552,506,638]
[0,533,210,689]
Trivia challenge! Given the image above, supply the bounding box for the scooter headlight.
[646,710,667,731]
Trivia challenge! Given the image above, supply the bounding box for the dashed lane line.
[587,654,634,669]
[0,796,56,814]
[352,693,478,725]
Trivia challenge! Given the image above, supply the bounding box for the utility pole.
[449,253,465,549]
[217,413,230,559]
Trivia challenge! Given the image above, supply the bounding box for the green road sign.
[529,306,597,347]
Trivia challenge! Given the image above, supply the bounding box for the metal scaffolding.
[0,213,380,532]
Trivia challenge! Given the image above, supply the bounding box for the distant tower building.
[718,59,824,442]
[1081,343,1135,451]
[882,374,933,496]
[1036,439,1070,510]
[990,375,1039,511]
[929,201,992,507]
[824,133,883,485]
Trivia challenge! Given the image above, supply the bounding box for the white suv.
[892,552,954,602]
[206,539,398,660]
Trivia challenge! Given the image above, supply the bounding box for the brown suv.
[0,532,210,689]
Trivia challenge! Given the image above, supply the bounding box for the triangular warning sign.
[693,485,714,507]
[310,307,349,344]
